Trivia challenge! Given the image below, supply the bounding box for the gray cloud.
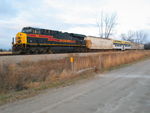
[0,0,19,19]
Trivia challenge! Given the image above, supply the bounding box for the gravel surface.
[0,59,150,113]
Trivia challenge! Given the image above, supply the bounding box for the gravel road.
[0,59,150,113]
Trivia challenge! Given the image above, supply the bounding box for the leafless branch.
[97,12,117,38]
[121,30,147,44]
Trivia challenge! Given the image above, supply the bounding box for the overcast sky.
[0,0,150,49]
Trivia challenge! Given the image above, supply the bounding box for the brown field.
[0,50,150,94]
[0,52,12,55]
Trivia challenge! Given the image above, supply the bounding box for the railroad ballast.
[12,27,144,54]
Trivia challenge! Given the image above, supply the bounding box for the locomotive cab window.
[34,29,40,34]
[22,28,33,33]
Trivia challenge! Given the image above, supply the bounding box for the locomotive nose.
[16,33,22,44]
[15,32,27,44]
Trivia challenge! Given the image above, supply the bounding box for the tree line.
[0,49,11,52]
[96,11,149,49]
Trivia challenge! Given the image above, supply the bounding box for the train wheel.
[47,49,53,54]
[42,49,48,54]
[26,48,34,54]
[34,49,39,54]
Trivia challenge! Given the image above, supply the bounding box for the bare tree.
[97,11,104,38]
[135,31,147,44]
[121,30,147,44]
[97,12,117,38]
[121,31,135,42]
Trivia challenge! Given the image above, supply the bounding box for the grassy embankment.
[0,50,150,105]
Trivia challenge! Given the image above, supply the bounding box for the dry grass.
[0,52,12,55]
[0,50,150,104]
[74,51,150,71]
[0,50,150,93]
[0,58,71,93]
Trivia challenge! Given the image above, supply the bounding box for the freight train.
[12,27,144,54]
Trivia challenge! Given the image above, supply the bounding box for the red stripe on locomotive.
[27,34,76,43]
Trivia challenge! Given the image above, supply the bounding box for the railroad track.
[0,53,67,56]
[0,53,47,56]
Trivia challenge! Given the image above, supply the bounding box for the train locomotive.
[12,27,144,54]
[12,27,86,54]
